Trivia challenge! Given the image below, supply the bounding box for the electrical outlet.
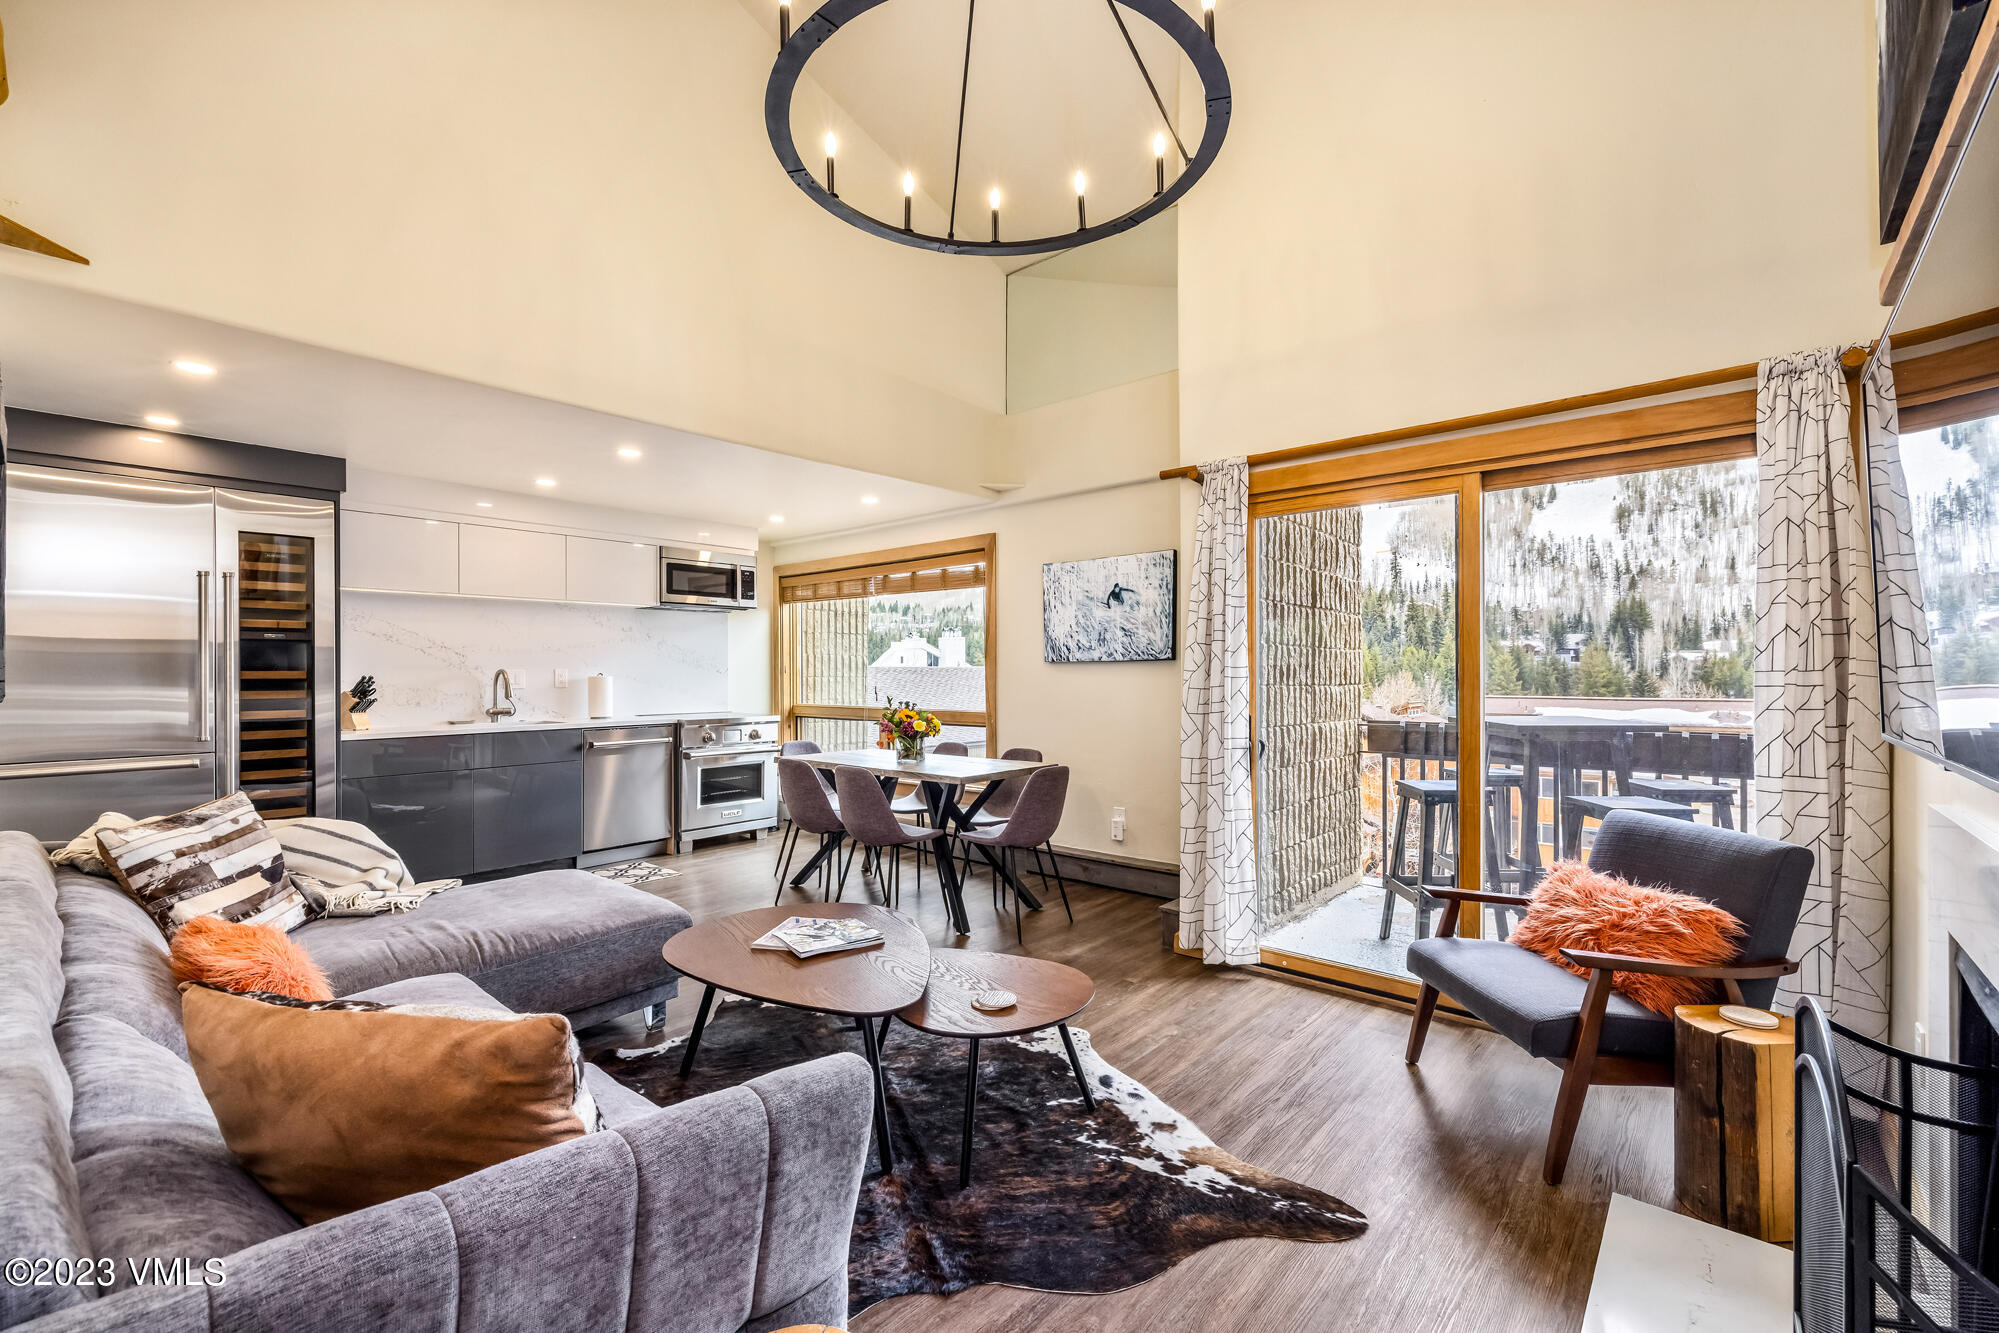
[1110,806,1126,842]
[553,668,571,689]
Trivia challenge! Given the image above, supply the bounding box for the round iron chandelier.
[764,0,1232,257]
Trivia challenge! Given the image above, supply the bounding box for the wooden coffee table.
[889,951,1096,1188]
[663,903,931,1173]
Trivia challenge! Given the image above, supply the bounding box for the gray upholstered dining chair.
[773,757,847,903]
[964,747,1068,907]
[1402,810,1812,1185]
[958,764,1071,943]
[833,765,938,910]
[774,740,835,883]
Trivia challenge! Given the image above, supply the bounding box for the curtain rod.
[1162,310,1999,484]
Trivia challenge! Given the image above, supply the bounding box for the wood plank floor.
[594,836,1674,1333]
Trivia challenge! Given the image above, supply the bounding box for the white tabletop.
[788,748,1050,786]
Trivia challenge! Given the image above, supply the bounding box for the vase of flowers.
[879,699,943,763]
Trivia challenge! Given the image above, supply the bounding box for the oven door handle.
[683,745,780,760]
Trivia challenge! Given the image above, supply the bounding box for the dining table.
[785,748,1055,936]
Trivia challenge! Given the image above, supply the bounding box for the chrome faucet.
[486,668,517,720]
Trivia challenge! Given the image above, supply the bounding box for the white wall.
[771,374,1183,865]
[1176,0,1886,464]
[0,0,1006,491]
[1006,277,1177,413]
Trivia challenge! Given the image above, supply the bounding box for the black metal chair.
[1402,811,1811,1185]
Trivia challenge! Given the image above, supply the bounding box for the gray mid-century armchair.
[1402,810,1813,1184]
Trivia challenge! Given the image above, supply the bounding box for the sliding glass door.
[1245,452,1760,990]
[1477,458,1757,937]
[1254,489,1460,982]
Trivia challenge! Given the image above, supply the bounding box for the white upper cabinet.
[565,536,659,606]
[458,523,566,600]
[341,511,460,594]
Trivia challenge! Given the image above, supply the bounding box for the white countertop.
[339,712,721,741]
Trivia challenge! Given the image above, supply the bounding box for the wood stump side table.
[1672,1005,1795,1242]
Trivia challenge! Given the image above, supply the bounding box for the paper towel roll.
[587,674,613,719]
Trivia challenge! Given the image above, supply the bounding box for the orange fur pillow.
[1510,860,1745,1016]
[170,914,334,1002]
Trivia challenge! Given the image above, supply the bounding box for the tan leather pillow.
[182,986,593,1223]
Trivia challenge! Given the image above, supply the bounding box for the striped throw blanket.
[268,818,459,916]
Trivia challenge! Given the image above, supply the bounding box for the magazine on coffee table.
[751,916,885,958]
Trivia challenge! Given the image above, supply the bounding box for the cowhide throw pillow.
[94,792,307,938]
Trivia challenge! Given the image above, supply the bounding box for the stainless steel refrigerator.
[0,462,337,840]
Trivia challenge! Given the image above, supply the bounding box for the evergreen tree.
[1576,643,1629,697]
[1486,643,1523,695]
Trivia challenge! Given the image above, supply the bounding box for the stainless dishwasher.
[581,725,675,864]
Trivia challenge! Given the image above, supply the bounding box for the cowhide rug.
[596,998,1368,1313]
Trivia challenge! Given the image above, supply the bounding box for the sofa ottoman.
[292,868,692,1027]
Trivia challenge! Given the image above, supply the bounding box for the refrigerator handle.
[221,570,237,792]
[196,570,213,743]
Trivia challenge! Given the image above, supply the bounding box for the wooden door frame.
[1212,421,1766,1002]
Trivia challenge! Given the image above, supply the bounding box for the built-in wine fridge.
[220,489,339,822]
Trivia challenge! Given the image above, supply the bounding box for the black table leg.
[929,833,972,935]
[679,984,716,1078]
[960,1036,981,1189]
[859,1011,895,1175]
[1058,1022,1096,1111]
[877,1014,893,1052]
[788,831,843,888]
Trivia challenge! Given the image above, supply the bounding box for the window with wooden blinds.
[780,560,987,604]
[773,534,997,751]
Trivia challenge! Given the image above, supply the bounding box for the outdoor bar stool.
[1380,777,1458,941]
[1626,776,1737,829]
[1483,768,1527,882]
[1558,793,1696,861]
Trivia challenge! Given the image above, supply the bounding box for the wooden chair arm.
[1424,886,1533,908]
[1556,949,1800,980]
[1429,886,1533,939]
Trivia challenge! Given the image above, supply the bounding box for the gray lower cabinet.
[339,731,584,881]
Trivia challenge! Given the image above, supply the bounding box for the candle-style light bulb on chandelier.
[765,0,1231,257]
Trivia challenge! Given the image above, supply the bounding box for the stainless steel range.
[674,714,779,852]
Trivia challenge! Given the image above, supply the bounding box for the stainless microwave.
[660,545,756,610]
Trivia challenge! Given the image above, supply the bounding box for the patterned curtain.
[1865,341,1942,754]
[1754,348,1892,1039]
[1179,458,1258,964]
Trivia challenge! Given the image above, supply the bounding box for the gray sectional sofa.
[0,832,875,1333]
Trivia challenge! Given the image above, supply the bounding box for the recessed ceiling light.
[768,514,785,524]
[616,446,642,460]
[425,519,440,526]
[697,531,710,538]
[476,501,494,508]
[534,477,557,488]
[860,495,879,505]
[171,359,216,376]
[698,550,712,560]
[134,435,163,444]
[143,414,180,429]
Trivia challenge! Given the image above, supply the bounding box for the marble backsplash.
[342,592,730,726]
